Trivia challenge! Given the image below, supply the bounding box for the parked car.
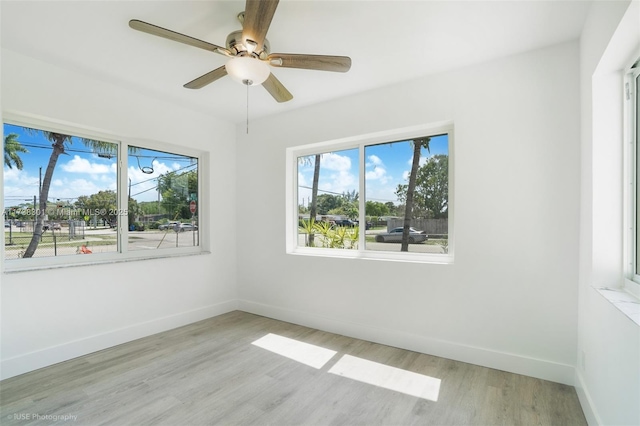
[334,219,356,227]
[4,221,10,228]
[375,227,428,243]
[354,220,373,230]
[159,221,180,231]
[178,223,198,232]
[43,222,61,231]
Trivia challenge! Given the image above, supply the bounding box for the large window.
[2,117,203,270]
[627,61,640,295]
[127,146,199,252]
[290,123,453,262]
[635,68,640,275]
[297,148,359,249]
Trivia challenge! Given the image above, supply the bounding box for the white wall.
[1,4,636,423]
[0,49,238,379]
[236,41,581,385]
[577,1,640,425]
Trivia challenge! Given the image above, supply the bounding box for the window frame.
[286,121,454,264]
[625,63,640,298]
[2,112,207,272]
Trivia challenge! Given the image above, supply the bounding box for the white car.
[159,221,180,231]
[375,227,428,243]
[178,223,198,232]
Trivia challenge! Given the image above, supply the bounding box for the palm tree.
[401,137,431,252]
[4,133,28,170]
[22,131,117,258]
[298,154,321,246]
[308,154,321,246]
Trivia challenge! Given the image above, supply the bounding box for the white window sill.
[596,287,640,326]
[289,247,454,265]
[3,250,210,274]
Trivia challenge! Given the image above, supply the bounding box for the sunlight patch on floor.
[251,333,338,369]
[328,354,441,401]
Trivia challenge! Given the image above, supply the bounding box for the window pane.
[635,72,640,274]
[297,148,359,249]
[127,146,198,251]
[364,134,449,253]
[3,123,118,260]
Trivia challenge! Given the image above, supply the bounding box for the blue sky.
[298,134,448,207]
[3,123,195,208]
[5,123,446,210]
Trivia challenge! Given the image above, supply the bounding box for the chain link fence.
[4,221,106,259]
[4,220,199,259]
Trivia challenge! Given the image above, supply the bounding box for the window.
[627,60,640,296]
[365,135,449,254]
[2,116,203,270]
[127,146,199,252]
[634,68,640,274]
[297,148,359,249]
[289,123,453,262]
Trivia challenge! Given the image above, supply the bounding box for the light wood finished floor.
[0,311,586,426]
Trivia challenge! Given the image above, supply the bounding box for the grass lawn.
[4,231,117,248]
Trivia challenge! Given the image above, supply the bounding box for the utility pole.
[38,166,42,233]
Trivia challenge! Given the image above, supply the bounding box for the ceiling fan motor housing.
[226,30,270,59]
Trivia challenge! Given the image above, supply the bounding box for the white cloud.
[367,155,383,167]
[2,167,40,202]
[366,155,390,184]
[3,167,30,184]
[319,169,357,196]
[47,178,116,200]
[321,153,351,171]
[366,167,387,181]
[297,153,357,203]
[128,159,182,202]
[61,155,113,174]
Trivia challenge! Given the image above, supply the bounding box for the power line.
[13,141,194,161]
[129,163,197,187]
[298,185,397,203]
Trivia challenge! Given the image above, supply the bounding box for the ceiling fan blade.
[184,66,228,89]
[267,53,352,73]
[129,19,230,56]
[262,73,293,103]
[242,0,279,52]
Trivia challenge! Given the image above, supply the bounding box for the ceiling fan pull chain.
[246,81,250,134]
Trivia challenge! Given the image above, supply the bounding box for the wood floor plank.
[0,311,587,426]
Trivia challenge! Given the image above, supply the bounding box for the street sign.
[189,201,197,214]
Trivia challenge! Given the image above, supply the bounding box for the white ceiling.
[1,0,591,124]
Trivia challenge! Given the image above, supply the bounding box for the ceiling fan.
[129,0,352,103]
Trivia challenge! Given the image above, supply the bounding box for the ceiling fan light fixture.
[226,56,270,86]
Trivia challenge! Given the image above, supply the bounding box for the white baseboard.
[0,300,238,380]
[2,299,578,388]
[238,299,576,386]
[574,369,602,426]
